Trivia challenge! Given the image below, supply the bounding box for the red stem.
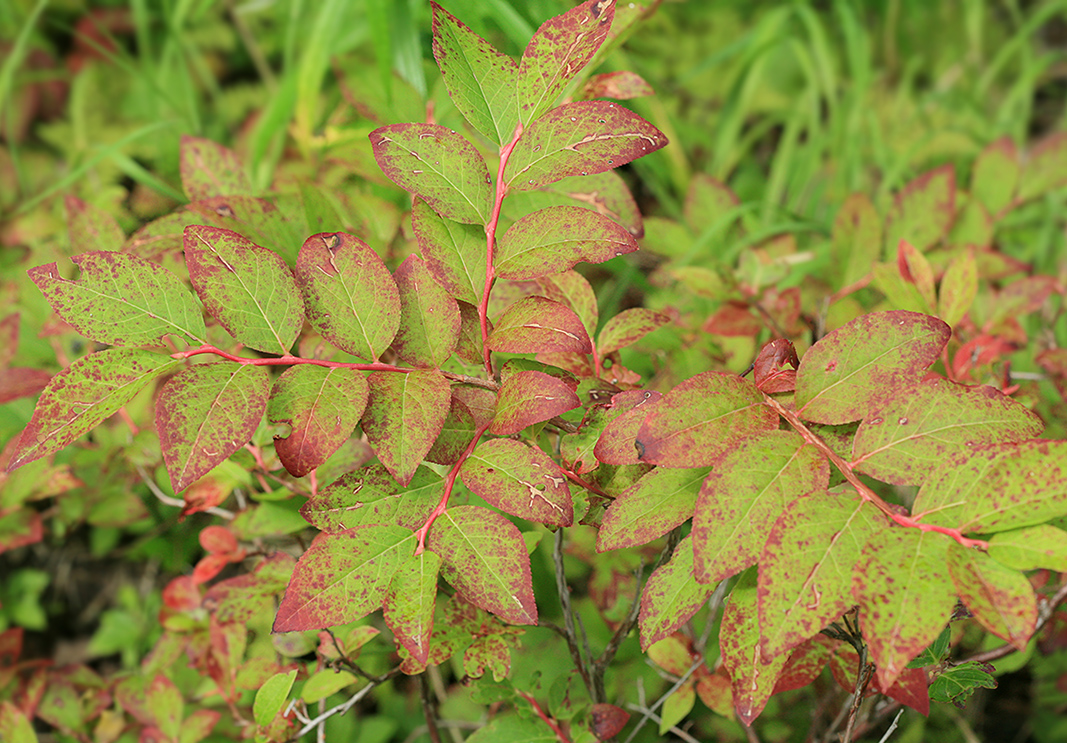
[172,345,413,373]
[517,690,571,743]
[561,466,610,500]
[414,422,492,554]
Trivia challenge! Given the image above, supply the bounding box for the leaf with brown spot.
[391,254,461,367]
[487,296,592,354]
[639,534,717,649]
[598,466,708,551]
[490,370,580,435]
[536,270,598,338]
[361,370,451,486]
[593,389,662,465]
[461,438,573,526]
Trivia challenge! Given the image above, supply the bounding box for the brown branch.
[419,672,443,743]
[550,528,595,699]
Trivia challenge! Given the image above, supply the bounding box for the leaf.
[634,372,777,468]
[852,529,957,689]
[517,0,614,124]
[490,370,580,435]
[579,70,653,100]
[0,367,51,405]
[487,296,592,354]
[597,308,669,355]
[883,165,956,253]
[597,466,708,551]
[851,379,1044,486]
[544,170,644,237]
[146,674,183,741]
[64,195,125,253]
[295,232,401,361]
[430,2,519,146]
[299,465,441,532]
[639,534,718,650]
[752,338,799,394]
[465,715,557,743]
[929,661,997,706]
[693,430,829,584]
[427,505,538,625]
[302,670,358,704]
[391,255,461,367]
[970,137,1019,215]
[427,394,477,465]
[831,193,882,289]
[988,525,1067,572]
[267,365,369,478]
[0,701,38,743]
[896,240,936,312]
[757,491,885,658]
[938,248,978,327]
[1018,132,1067,203]
[683,173,740,239]
[184,225,304,355]
[947,543,1036,651]
[794,311,949,425]
[773,635,837,694]
[536,270,598,338]
[461,438,573,526]
[590,704,630,740]
[659,682,695,734]
[28,252,207,347]
[156,363,270,492]
[383,550,440,665]
[411,198,485,305]
[180,135,253,200]
[186,195,306,264]
[8,349,179,472]
[370,124,492,224]
[504,101,668,191]
[594,389,662,465]
[362,370,451,486]
[273,525,414,631]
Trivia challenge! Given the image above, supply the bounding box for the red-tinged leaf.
[579,70,653,100]
[464,635,512,681]
[461,438,573,526]
[185,195,306,264]
[268,365,368,478]
[989,275,1059,326]
[594,389,661,464]
[299,464,441,532]
[795,311,950,425]
[694,430,828,584]
[590,703,629,740]
[545,170,644,237]
[537,270,598,338]
[896,240,936,311]
[204,553,295,624]
[753,338,799,393]
[0,627,23,666]
[634,372,776,468]
[487,296,592,354]
[938,248,978,327]
[362,370,451,486]
[598,308,669,355]
[1018,131,1067,203]
[28,252,207,347]
[391,255,461,367]
[180,135,252,200]
[852,529,957,689]
[971,137,1019,215]
[0,701,35,743]
[370,124,492,224]
[0,510,43,556]
[274,525,414,632]
[639,534,718,650]
[851,379,1044,486]
[36,679,82,734]
[163,575,201,611]
[181,709,221,743]
[200,525,237,554]
[988,525,1067,572]
[411,199,484,305]
[695,668,734,718]
[947,543,1036,651]
[156,363,270,493]
[193,553,231,584]
[703,302,760,337]
[0,368,51,404]
[490,370,580,435]
[879,666,930,716]
[496,206,638,280]
[146,674,183,741]
[884,165,956,253]
[295,232,401,362]
[8,349,179,472]
[431,2,518,146]
[454,385,498,428]
[456,301,489,365]
[598,466,707,551]
[719,568,790,725]
[183,225,303,355]
[647,634,695,676]
[504,101,668,191]
[427,505,538,625]
[427,395,477,465]
[383,550,440,665]
[831,192,882,289]
[517,0,614,123]
[772,635,837,694]
[64,195,125,253]
[757,491,885,658]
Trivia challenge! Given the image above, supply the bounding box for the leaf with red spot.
[597,466,708,551]
[544,170,644,237]
[536,270,598,338]
[460,438,573,526]
[300,465,441,532]
[391,255,461,367]
[988,525,1067,572]
[146,675,183,741]
[427,395,477,465]
[369,124,492,224]
[64,195,125,253]
[947,543,1036,651]
[597,309,669,355]
[28,252,206,347]
[487,296,592,354]
[156,362,270,492]
[772,634,837,694]
[273,525,415,632]
[411,199,485,305]
[295,232,401,362]
[971,137,1019,215]
[504,101,668,191]
[639,534,718,650]
[635,372,777,468]
[594,389,661,465]
[883,165,956,253]
[267,365,369,478]
[180,135,252,200]
[383,550,440,666]
[185,195,306,264]
[184,225,304,355]
[794,311,950,425]
[490,370,580,435]
[693,430,828,584]
[579,70,653,101]
[361,370,451,486]
[427,505,538,625]
[831,192,882,289]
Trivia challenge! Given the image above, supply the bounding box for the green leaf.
[302,670,358,703]
[504,101,668,191]
[851,380,1044,486]
[896,240,936,312]
[795,311,950,425]
[0,701,38,743]
[693,430,829,584]
[8,349,179,471]
[597,466,708,551]
[487,296,592,354]
[938,248,977,327]
[383,550,440,665]
[988,525,1067,572]
[594,389,662,465]
[427,505,538,625]
[852,529,957,689]
[1018,132,1067,203]
[267,365,369,478]
[597,308,669,354]
[947,543,1036,651]
[970,137,1019,215]
[682,173,740,240]
[273,524,414,631]
[490,370,580,435]
[659,681,695,734]
[156,363,270,492]
[430,2,519,146]
[64,195,125,253]
[362,370,451,486]
[295,232,401,362]
[634,372,777,468]
[427,395,478,465]
[28,252,206,347]
[186,195,306,264]
[465,714,557,743]
[370,124,492,224]
[180,135,253,200]
[929,661,997,706]
[883,165,956,254]
[254,670,298,726]
[543,170,644,237]
[639,534,718,650]
[461,438,573,526]
[184,225,304,355]
[146,674,183,741]
[411,198,485,305]
[299,464,441,532]
[537,270,598,339]
[907,626,952,668]
[391,255,461,367]
[831,193,882,289]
